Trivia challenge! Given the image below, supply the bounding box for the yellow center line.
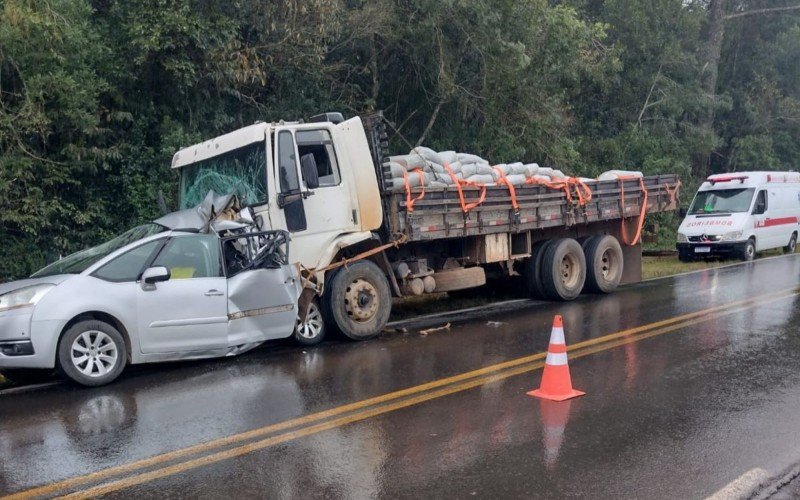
[4,286,798,500]
[58,289,799,500]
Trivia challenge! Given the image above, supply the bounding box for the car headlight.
[0,284,55,312]
[677,232,688,242]
[721,231,743,241]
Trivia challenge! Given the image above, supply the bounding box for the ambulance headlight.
[676,232,688,243]
[721,231,743,241]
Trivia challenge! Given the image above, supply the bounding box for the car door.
[222,231,301,344]
[137,234,228,354]
[272,127,356,267]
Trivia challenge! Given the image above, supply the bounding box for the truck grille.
[688,235,722,242]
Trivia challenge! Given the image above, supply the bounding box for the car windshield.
[31,224,167,278]
[688,188,755,214]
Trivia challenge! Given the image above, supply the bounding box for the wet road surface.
[2,254,800,499]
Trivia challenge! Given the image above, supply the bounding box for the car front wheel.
[294,299,326,346]
[57,320,127,387]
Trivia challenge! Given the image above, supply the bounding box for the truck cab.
[173,114,383,273]
[677,172,800,261]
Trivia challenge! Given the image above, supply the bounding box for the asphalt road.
[2,254,800,499]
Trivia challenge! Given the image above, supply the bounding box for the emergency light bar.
[707,175,748,185]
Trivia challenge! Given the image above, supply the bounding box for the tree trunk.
[696,0,727,175]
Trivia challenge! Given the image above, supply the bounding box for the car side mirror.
[300,153,320,190]
[142,266,170,285]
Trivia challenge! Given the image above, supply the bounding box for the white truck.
[172,112,680,342]
[677,172,800,262]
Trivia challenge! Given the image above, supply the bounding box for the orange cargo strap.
[524,176,593,206]
[444,162,487,213]
[402,168,426,212]
[617,175,648,246]
[492,167,520,211]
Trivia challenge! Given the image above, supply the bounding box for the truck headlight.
[677,232,688,242]
[721,231,743,241]
[0,284,55,313]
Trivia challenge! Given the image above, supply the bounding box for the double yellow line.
[6,286,799,500]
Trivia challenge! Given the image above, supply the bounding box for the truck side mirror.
[300,153,320,190]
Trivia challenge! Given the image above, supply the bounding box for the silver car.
[0,216,319,386]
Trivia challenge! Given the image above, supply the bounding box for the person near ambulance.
[677,172,800,262]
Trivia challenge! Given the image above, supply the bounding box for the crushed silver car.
[0,192,320,386]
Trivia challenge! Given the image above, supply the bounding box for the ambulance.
[677,172,800,262]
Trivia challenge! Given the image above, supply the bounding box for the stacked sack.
[387,146,571,190]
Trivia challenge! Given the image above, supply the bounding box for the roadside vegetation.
[2,1,800,279]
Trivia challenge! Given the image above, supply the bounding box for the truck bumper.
[676,241,748,259]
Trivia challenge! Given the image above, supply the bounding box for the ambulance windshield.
[689,188,755,215]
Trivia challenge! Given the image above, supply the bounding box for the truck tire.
[323,260,391,341]
[524,240,552,299]
[740,238,756,262]
[541,238,586,301]
[582,235,623,294]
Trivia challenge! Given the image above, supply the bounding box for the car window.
[296,130,340,187]
[152,235,223,279]
[92,240,162,283]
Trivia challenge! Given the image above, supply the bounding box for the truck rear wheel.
[524,240,553,299]
[323,260,391,341]
[541,238,586,301]
[583,235,623,294]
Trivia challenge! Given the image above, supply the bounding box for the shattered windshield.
[689,188,755,214]
[31,224,167,278]
[179,141,268,209]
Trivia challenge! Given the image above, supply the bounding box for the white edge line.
[706,468,770,500]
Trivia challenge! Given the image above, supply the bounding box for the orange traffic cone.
[527,315,585,401]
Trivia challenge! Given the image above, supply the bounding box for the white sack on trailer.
[597,170,643,181]
[409,147,444,166]
[457,153,487,164]
[389,154,427,171]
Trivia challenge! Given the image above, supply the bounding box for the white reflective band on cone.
[549,327,565,345]
[545,352,569,366]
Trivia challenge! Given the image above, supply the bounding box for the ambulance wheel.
[784,233,797,254]
[323,260,391,341]
[740,238,756,262]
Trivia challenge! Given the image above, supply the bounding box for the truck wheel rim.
[71,330,118,378]
[560,254,580,288]
[296,302,323,339]
[601,249,619,281]
[345,279,378,322]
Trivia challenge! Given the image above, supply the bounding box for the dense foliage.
[1,0,799,278]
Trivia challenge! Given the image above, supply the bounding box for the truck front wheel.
[323,260,391,340]
[541,238,586,301]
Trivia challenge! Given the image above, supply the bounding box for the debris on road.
[486,321,505,328]
[419,323,451,336]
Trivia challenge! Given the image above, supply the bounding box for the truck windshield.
[179,141,268,209]
[31,223,166,278]
[689,188,755,214]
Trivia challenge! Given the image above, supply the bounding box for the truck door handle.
[204,289,224,296]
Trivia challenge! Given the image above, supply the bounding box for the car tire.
[583,235,624,294]
[740,238,756,262]
[57,320,127,387]
[294,298,326,346]
[323,260,391,340]
[784,233,797,254]
[541,238,586,301]
[524,240,553,299]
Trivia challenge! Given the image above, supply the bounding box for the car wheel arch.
[60,311,133,362]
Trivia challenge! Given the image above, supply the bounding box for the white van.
[677,172,800,262]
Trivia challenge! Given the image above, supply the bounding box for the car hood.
[0,275,73,296]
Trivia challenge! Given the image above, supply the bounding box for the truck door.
[274,127,357,267]
[275,128,308,233]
